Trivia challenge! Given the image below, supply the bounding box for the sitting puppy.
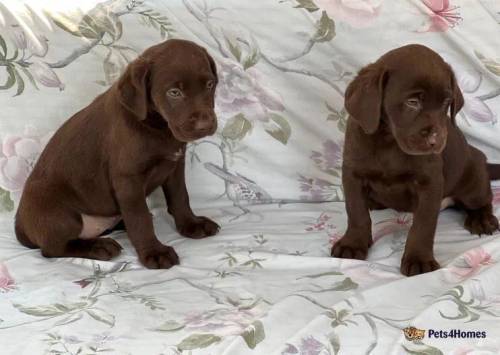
[332,44,500,276]
[15,39,220,269]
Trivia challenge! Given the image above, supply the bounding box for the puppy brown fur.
[15,39,220,269]
[332,44,500,276]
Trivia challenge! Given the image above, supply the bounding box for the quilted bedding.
[1,1,500,354]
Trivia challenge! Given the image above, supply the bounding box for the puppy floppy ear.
[345,63,387,134]
[449,67,464,125]
[117,57,150,120]
[204,49,217,77]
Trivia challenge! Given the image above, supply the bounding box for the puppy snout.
[192,113,216,131]
[420,127,438,146]
[427,133,438,147]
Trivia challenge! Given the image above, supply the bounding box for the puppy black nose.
[420,127,431,137]
[428,133,438,147]
[420,127,439,147]
[193,114,214,131]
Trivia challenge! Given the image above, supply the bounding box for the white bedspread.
[1,0,500,354]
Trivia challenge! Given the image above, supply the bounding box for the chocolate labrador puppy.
[332,44,500,276]
[15,39,220,269]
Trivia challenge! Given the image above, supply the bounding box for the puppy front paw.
[139,245,179,269]
[401,253,439,276]
[331,231,372,260]
[465,208,499,236]
[178,216,220,239]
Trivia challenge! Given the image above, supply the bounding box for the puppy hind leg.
[463,204,499,236]
[37,209,122,261]
[457,182,498,236]
[455,150,498,235]
[15,218,38,249]
[64,238,123,260]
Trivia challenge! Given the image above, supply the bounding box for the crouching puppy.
[332,44,500,276]
[15,39,220,269]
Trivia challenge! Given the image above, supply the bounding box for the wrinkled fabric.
[1,0,500,354]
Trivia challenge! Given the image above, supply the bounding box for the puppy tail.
[487,163,500,181]
[15,218,38,249]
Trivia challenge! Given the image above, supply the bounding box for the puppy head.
[116,39,218,142]
[345,44,464,155]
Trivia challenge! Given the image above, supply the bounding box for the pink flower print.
[298,336,326,355]
[216,56,284,123]
[298,175,339,201]
[0,7,49,56]
[7,24,27,49]
[73,279,93,288]
[0,263,15,292]
[305,212,343,246]
[418,0,462,32]
[328,230,343,247]
[299,139,343,201]
[31,61,65,90]
[183,306,266,337]
[455,69,496,124]
[315,0,383,28]
[305,212,335,233]
[373,213,412,243]
[282,343,299,354]
[449,247,493,279]
[451,345,474,355]
[311,139,343,174]
[0,126,53,203]
[492,186,500,205]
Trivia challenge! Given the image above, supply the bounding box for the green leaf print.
[313,11,336,43]
[264,113,291,145]
[432,285,499,322]
[53,313,83,327]
[297,271,344,279]
[328,331,340,355]
[241,258,265,269]
[224,35,242,62]
[49,12,86,37]
[219,252,238,267]
[402,341,444,355]
[474,50,500,76]
[328,277,358,292]
[152,320,185,332]
[241,320,265,349]
[13,67,25,96]
[138,9,175,39]
[177,333,221,351]
[327,309,352,328]
[294,0,320,12]
[222,113,253,140]
[19,65,39,90]
[0,188,14,212]
[1,65,16,91]
[0,35,7,58]
[85,308,115,327]
[243,47,261,70]
[14,302,89,317]
[326,103,348,133]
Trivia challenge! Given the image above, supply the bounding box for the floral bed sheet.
[1,0,500,354]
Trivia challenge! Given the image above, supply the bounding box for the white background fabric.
[1,1,500,354]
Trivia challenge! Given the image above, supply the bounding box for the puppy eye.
[206,80,215,90]
[405,98,421,110]
[167,88,183,98]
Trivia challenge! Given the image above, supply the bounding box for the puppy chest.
[362,172,420,212]
[144,160,177,193]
